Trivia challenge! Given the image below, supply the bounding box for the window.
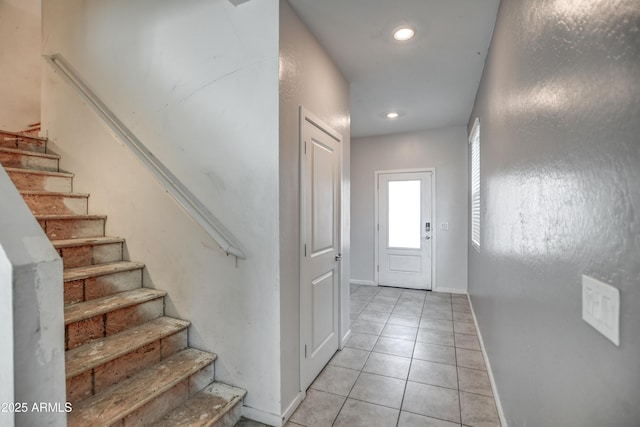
[470,118,480,250]
[388,180,421,249]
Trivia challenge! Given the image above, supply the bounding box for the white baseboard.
[281,391,306,426]
[243,391,306,427]
[350,279,376,286]
[340,328,352,350]
[242,404,284,427]
[433,286,467,295]
[468,296,508,427]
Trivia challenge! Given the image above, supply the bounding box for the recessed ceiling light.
[386,112,400,119]
[393,26,415,41]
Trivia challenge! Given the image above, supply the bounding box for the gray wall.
[351,127,468,293]
[279,1,351,418]
[468,1,640,426]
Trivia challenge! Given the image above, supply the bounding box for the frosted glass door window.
[388,180,421,249]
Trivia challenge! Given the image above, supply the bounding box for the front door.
[300,109,341,390]
[377,171,433,290]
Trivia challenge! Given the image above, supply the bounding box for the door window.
[388,180,421,249]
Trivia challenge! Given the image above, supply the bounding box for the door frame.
[374,168,436,289]
[299,106,344,391]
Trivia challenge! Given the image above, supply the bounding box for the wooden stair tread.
[66,316,190,378]
[65,288,166,325]
[0,129,47,142]
[4,167,73,178]
[0,146,59,159]
[67,348,216,427]
[52,236,125,248]
[64,261,144,282]
[155,382,247,427]
[20,190,89,197]
[36,214,107,220]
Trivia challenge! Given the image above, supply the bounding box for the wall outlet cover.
[582,275,620,346]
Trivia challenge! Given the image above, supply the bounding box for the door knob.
[425,236,431,240]
[335,253,343,261]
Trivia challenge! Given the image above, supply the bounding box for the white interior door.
[300,110,341,390]
[377,171,432,290]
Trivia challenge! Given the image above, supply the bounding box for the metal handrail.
[45,54,246,259]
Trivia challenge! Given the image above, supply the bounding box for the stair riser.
[66,329,188,404]
[7,170,72,192]
[21,130,41,138]
[153,383,246,427]
[23,193,88,215]
[18,127,41,138]
[0,151,58,171]
[65,269,143,305]
[39,217,105,239]
[123,379,189,427]
[210,399,244,427]
[66,298,164,350]
[58,242,123,269]
[0,137,46,153]
[121,365,215,426]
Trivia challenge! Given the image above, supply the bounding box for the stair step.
[5,167,73,192]
[53,237,125,268]
[0,146,59,171]
[20,122,41,137]
[51,237,124,268]
[156,382,247,427]
[65,288,166,350]
[0,129,47,152]
[66,316,190,378]
[65,287,166,324]
[64,261,144,282]
[63,261,145,305]
[66,317,190,403]
[67,348,216,427]
[20,190,89,215]
[37,214,106,239]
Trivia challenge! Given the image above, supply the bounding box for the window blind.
[470,119,480,250]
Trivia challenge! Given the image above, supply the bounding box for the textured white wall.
[0,245,14,427]
[279,1,351,418]
[41,0,282,420]
[351,127,468,293]
[0,0,41,130]
[0,167,66,427]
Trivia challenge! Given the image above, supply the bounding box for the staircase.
[1,129,246,426]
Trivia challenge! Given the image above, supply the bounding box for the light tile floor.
[286,285,501,427]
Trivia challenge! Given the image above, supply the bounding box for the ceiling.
[287,0,501,138]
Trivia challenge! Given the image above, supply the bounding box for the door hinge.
[304,345,308,358]
[377,223,379,231]
[304,140,307,154]
[304,244,307,257]
[377,265,379,272]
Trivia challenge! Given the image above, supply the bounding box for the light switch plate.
[582,275,620,346]
[440,222,449,230]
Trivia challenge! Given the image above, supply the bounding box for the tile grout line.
[394,289,425,427]
[452,296,464,426]
[345,287,486,427]
[332,285,397,426]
